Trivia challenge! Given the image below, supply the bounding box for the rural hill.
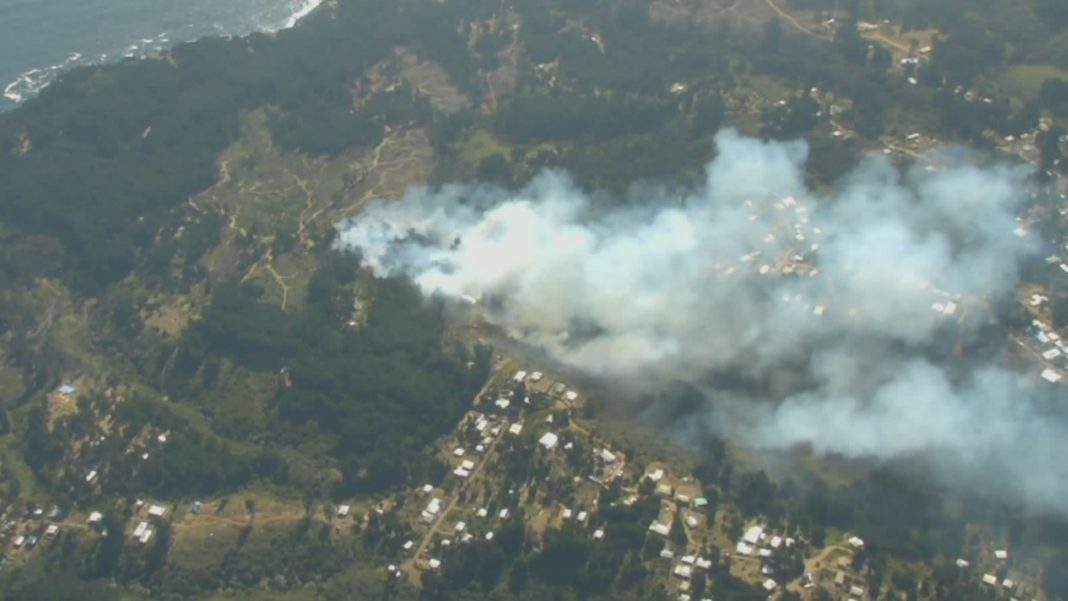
[0,0,1067,600]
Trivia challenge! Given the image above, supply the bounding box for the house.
[422,498,442,522]
[453,447,466,457]
[485,531,494,540]
[648,468,665,482]
[593,528,605,540]
[769,535,783,549]
[453,466,470,478]
[762,579,777,591]
[88,511,103,524]
[735,541,754,555]
[695,557,712,570]
[849,585,865,597]
[85,470,98,483]
[133,521,149,538]
[12,536,24,548]
[660,548,676,559]
[498,508,510,520]
[994,549,1009,560]
[57,385,77,395]
[742,525,765,545]
[847,536,865,548]
[429,558,442,570]
[538,432,559,450]
[337,504,351,518]
[148,505,166,518]
[476,507,488,518]
[600,449,617,463]
[508,423,523,435]
[576,511,588,523]
[1041,369,1062,383]
[673,564,693,579]
[139,528,154,544]
[530,371,544,381]
[455,521,466,532]
[649,521,671,537]
[982,574,998,585]
[495,398,511,410]
[460,460,475,471]
[44,524,59,538]
[955,558,969,568]
[403,540,414,551]
[564,390,579,402]
[513,370,528,383]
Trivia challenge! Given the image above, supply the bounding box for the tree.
[761,18,783,53]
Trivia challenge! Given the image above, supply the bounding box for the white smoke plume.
[335,130,1068,512]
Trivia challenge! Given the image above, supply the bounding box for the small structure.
[847,536,865,549]
[428,558,441,570]
[564,390,579,402]
[538,432,559,450]
[649,521,671,537]
[88,511,103,524]
[422,498,442,522]
[735,541,754,555]
[454,521,466,532]
[148,505,167,518]
[85,470,98,483]
[44,524,59,538]
[132,521,150,539]
[460,459,475,471]
[982,574,998,585]
[495,398,511,410]
[508,423,523,435]
[592,528,605,540]
[403,540,414,551]
[955,558,969,568]
[337,504,351,518]
[993,549,1009,560]
[453,447,466,457]
[660,548,675,560]
[1041,369,1062,383]
[742,525,765,545]
[513,370,528,383]
[762,579,777,591]
[673,564,693,579]
[57,385,77,395]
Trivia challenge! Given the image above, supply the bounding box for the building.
[742,525,765,545]
[148,505,166,518]
[538,432,559,450]
[337,504,351,518]
[649,521,671,537]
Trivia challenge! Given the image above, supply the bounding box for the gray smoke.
[335,130,1068,512]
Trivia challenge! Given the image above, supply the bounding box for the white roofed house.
[538,432,559,450]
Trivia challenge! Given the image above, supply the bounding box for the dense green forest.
[0,0,1067,598]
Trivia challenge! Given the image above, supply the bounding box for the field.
[1000,64,1068,101]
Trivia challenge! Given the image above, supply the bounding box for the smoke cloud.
[335,130,1068,512]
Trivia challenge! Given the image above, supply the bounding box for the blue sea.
[0,0,324,111]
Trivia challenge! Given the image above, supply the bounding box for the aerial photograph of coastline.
[0,0,1066,599]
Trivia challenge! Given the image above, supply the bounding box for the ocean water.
[0,0,324,111]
